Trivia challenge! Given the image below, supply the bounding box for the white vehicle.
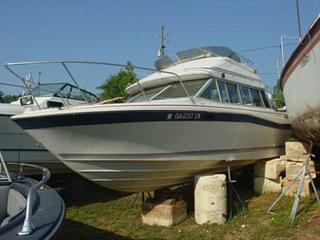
[12,47,291,192]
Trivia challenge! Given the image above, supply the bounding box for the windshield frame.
[127,79,209,103]
[31,82,98,102]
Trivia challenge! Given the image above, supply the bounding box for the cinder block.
[286,161,316,179]
[254,158,285,180]
[282,177,311,197]
[285,141,310,159]
[194,174,227,225]
[280,155,289,161]
[254,176,282,194]
[141,199,187,227]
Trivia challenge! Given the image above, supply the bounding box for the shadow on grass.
[56,219,133,240]
[49,173,130,207]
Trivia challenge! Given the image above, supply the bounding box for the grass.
[54,174,320,240]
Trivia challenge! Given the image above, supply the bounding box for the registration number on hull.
[167,112,202,120]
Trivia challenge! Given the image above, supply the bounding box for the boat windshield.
[128,79,207,102]
[31,83,98,102]
[0,96,4,103]
[31,83,66,97]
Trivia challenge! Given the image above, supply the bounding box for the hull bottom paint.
[291,106,320,145]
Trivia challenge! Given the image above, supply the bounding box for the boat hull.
[13,104,291,192]
[281,17,320,145]
[0,115,70,174]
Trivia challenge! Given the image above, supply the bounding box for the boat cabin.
[128,78,271,108]
[127,46,271,108]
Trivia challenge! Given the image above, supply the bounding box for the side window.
[260,90,270,108]
[240,86,252,105]
[217,80,229,103]
[200,80,220,102]
[226,83,240,103]
[250,88,263,107]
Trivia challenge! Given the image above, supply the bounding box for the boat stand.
[267,142,320,223]
[0,150,12,182]
[226,161,247,219]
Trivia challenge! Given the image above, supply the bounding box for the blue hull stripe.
[13,110,291,130]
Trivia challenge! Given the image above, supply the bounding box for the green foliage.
[274,79,285,109]
[3,95,19,103]
[98,62,137,100]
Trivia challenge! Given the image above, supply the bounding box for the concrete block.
[280,155,289,161]
[141,199,187,227]
[194,174,227,225]
[254,176,282,194]
[282,177,311,197]
[254,158,285,179]
[286,161,316,179]
[285,141,310,159]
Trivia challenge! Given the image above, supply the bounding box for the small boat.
[12,48,291,192]
[0,74,98,174]
[0,152,65,239]
[280,16,320,146]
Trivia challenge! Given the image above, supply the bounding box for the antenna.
[158,25,166,58]
[38,72,41,85]
[295,0,302,40]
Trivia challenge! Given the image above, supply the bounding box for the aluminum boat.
[280,16,320,146]
[12,47,291,192]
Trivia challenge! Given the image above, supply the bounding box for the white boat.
[280,16,320,146]
[12,48,291,192]
[0,78,98,174]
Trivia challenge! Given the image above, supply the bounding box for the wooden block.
[254,158,285,180]
[141,199,187,227]
[254,176,282,194]
[282,177,310,197]
[285,141,309,159]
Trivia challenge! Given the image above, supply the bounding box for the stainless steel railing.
[4,60,195,106]
[7,162,51,236]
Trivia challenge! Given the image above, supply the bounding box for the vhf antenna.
[158,25,166,58]
[295,0,302,41]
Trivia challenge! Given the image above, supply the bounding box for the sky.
[0,0,319,95]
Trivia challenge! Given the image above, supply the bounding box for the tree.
[273,79,285,109]
[3,94,19,103]
[98,62,137,100]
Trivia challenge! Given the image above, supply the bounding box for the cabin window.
[200,79,220,102]
[250,88,263,107]
[226,83,240,103]
[239,86,252,105]
[128,85,167,102]
[260,91,270,108]
[217,80,229,103]
[153,79,206,100]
